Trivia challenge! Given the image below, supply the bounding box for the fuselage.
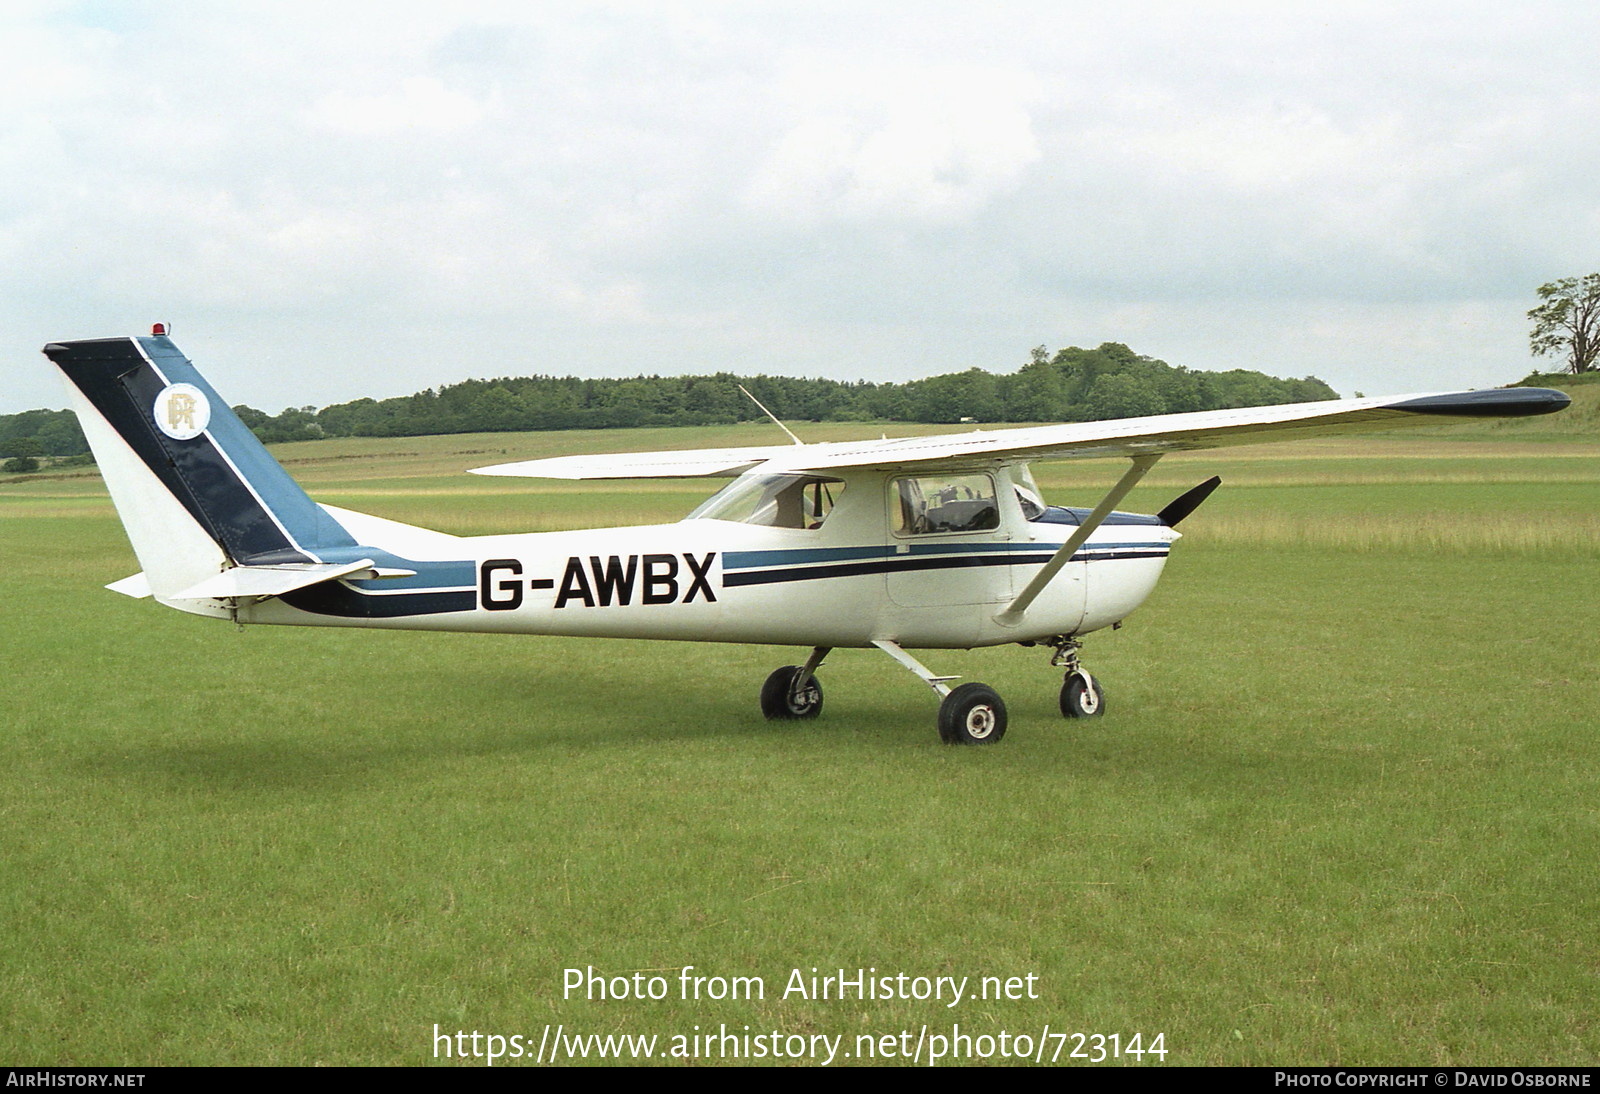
[239,465,1179,650]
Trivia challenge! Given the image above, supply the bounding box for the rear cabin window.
[892,473,999,535]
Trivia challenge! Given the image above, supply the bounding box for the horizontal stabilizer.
[171,559,377,601]
[106,573,152,598]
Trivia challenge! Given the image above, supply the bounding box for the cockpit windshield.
[1012,464,1086,525]
[1013,464,1048,521]
[688,473,844,529]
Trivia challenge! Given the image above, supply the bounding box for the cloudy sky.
[5,1,1598,413]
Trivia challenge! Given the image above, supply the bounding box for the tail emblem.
[154,383,210,441]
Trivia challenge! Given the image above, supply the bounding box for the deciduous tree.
[1528,274,1600,374]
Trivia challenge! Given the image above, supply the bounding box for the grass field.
[1,400,1597,1066]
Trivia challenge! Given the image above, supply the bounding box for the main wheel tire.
[1060,672,1105,718]
[759,666,823,720]
[938,683,1007,744]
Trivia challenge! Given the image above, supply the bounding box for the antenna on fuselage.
[738,384,804,446]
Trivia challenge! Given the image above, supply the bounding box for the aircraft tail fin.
[43,334,361,608]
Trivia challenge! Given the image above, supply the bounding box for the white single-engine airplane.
[45,331,1570,743]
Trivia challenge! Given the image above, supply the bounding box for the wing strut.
[994,454,1163,627]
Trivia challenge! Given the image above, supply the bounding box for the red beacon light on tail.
[151,322,170,336]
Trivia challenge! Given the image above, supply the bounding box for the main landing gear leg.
[1050,636,1105,718]
[872,640,1007,745]
[760,646,830,720]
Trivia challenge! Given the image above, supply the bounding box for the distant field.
[1,405,1596,1066]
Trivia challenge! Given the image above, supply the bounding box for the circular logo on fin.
[154,383,211,441]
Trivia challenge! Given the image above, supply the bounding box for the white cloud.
[308,77,489,136]
[747,62,1041,221]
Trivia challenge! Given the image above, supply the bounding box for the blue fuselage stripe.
[724,540,1162,570]
[723,544,1169,588]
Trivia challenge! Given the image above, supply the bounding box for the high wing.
[469,388,1571,479]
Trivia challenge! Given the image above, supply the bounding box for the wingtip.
[1387,388,1571,417]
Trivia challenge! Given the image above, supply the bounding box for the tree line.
[231,343,1337,443]
[3,342,1336,459]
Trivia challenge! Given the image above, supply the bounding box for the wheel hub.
[966,706,995,737]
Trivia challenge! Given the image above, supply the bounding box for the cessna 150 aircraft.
[44,331,1570,743]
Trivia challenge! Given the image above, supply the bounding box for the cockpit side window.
[688,473,844,529]
[891,472,999,535]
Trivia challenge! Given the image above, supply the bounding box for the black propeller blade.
[1156,476,1222,527]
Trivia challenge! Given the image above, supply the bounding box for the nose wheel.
[1060,671,1105,718]
[1050,636,1105,718]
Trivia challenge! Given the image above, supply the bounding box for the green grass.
[0,417,1597,1066]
